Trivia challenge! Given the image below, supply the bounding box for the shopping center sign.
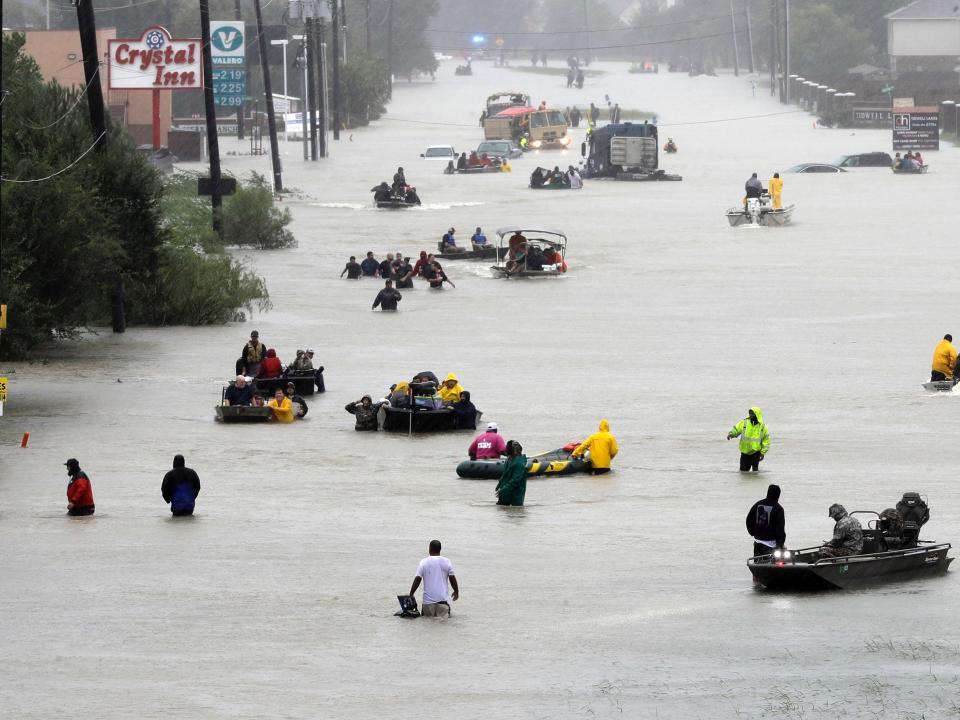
[107,26,202,90]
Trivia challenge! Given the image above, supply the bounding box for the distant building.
[14,28,174,146]
[886,0,960,74]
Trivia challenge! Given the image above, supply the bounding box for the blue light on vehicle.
[472,34,486,45]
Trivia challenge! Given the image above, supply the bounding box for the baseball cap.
[486,422,498,431]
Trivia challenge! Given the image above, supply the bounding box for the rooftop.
[886,0,960,20]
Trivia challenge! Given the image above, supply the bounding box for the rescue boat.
[457,446,592,479]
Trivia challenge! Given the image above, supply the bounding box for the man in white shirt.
[409,540,459,618]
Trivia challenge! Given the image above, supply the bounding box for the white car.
[421,145,456,161]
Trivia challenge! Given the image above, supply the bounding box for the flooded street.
[2,61,959,718]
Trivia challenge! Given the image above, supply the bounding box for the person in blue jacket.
[471,227,487,250]
[360,251,379,277]
[161,455,201,517]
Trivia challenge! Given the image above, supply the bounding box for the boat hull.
[254,371,317,396]
[530,183,575,190]
[215,405,273,423]
[456,166,501,174]
[376,200,417,209]
[748,544,953,591]
[457,448,592,479]
[490,265,564,278]
[437,244,502,261]
[381,406,482,433]
[726,204,795,227]
[614,170,682,181]
[892,166,928,174]
[922,379,958,392]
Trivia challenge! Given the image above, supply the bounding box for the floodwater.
[2,62,959,719]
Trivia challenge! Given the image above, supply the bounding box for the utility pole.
[770,0,778,97]
[234,0,244,139]
[365,0,371,52]
[294,35,309,160]
[783,0,791,103]
[199,0,223,239]
[583,0,591,66]
[745,5,755,74]
[386,0,394,97]
[729,0,740,77]
[317,19,328,157]
[306,19,318,160]
[254,0,283,192]
[74,0,108,152]
[331,0,341,139]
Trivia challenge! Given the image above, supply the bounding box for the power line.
[428,13,733,36]
[19,66,101,131]
[431,29,737,54]
[1,131,106,183]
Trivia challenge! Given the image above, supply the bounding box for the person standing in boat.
[727,407,770,472]
[161,454,201,517]
[768,172,783,209]
[372,280,402,312]
[744,173,763,202]
[819,504,863,558]
[238,330,266,376]
[496,441,528,506]
[468,422,507,461]
[930,333,957,382]
[571,419,619,475]
[746,484,785,557]
[64,458,95,516]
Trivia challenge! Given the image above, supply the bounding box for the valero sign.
[108,26,202,90]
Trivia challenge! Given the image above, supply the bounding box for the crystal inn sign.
[108,27,202,89]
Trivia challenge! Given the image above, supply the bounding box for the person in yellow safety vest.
[931,333,958,382]
[727,407,770,472]
[768,172,783,209]
[572,419,619,475]
[519,135,529,151]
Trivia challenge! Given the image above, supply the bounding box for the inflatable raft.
[457,446,592,479]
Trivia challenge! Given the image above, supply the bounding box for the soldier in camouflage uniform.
[819,503,863,558]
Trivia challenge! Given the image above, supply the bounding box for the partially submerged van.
[483,107,571,148]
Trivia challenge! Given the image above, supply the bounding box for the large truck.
[581,122,681,181]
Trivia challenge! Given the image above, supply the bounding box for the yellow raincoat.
[268,396,295,423]
[573,419,619,469]
[932,338,958,376]
[768,176,783,209]
[438,373,464,403]
[729,407,770,455]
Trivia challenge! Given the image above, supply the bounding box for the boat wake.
[313,202,366,209]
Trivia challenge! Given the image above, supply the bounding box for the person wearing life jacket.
[438,373,464,404]
[571,419,619,474]
[258,348,283,379]
[64,458,95,516]
[267,388,295,423]
[768,172,783,209]
[238,330,266,375]
[727,407,770,472]
[468,151,481,167]
[468,422,508,460]
[161,454,201,517]
[930,333,958,382]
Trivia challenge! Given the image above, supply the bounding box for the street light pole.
[271,39,290,143]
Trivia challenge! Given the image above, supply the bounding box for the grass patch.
[509,65,606,77]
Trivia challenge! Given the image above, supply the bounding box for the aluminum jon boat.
[748,543,952,590]
[921,378,958,392]
[726,197,795,227]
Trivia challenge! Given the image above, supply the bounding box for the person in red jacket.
[65,458,95,516]
[258,348,283,378]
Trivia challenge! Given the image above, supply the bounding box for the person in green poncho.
[496,440,528,506]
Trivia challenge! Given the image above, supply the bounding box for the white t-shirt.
[416,555,455,605]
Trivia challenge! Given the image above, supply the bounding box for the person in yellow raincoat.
[267,389,295,423]
[931,333,958,382]
[727,407,770,472]
[572,419,619,475]
[768,172,783,209]
[438,373,464,404]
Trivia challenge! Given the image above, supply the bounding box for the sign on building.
[892,107,940,150]
[211,21,246,108]
[107,27,203,90]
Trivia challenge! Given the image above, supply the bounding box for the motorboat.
[726,196,795,227]
[490,226,568,278]
[922,377,958,392]
[454,165,502,174]
[748,494,952,590]
[254,369,318,397]
[454,64,472,76]
[375,198,418,209]
[381,405,482,433]
[892,165,928,174]
[457,446,592,479]
[436,242,502,261]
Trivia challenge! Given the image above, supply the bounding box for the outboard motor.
[895,492,930,546]
[746,198,762,225]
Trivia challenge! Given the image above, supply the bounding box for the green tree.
[789,3,875,81]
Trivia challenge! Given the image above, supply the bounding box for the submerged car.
[784,163,846,173]
[833,151,893,167]
[477,140,523,159]
[420,145,456,160]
